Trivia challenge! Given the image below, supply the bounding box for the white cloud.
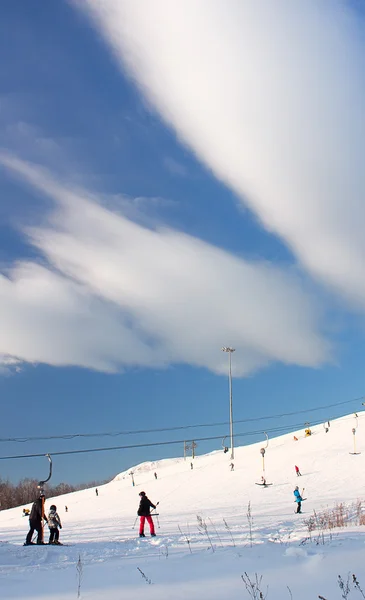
[0,153,329,375]
[74,0,365,310]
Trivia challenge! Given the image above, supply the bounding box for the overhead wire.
[0,393,363,444]
[0,416,340,461]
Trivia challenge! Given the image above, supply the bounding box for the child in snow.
[137,491,156,538]
[295,465,301,476]
[48,505,62,544]
[293,486,303,514]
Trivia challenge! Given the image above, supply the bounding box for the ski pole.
[151,502,160,528]
[132,516,138,529]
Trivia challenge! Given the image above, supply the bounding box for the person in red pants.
[137,491,156,538]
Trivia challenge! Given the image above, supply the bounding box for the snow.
[1,412,365,599]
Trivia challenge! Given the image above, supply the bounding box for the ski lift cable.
[0,394,363,444]
[0,417,328,461]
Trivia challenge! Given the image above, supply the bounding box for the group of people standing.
[24,494,62,546]
[24,490,158,544]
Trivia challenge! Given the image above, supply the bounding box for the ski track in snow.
[1,413,365,599]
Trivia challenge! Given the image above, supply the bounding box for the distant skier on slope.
[95,488,98,496]
[24,494,48,545]
[137,491,157,538]
[154,472,158,480]
[230,462,234,471]
[293,486,303,514]
[48,505,62,545]
[295,465,301,476]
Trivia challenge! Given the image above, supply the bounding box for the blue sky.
[1,1,365,485]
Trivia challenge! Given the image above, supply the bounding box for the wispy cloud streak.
[0,153,329,375]
[74,0,365,309]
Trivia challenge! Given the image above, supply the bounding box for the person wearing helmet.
[137,491,157,538]
[293,486,303,514]
[24,493,48,545]
[48,504,62,544]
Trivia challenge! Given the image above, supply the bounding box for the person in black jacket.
[137,491,156,538]
[24,494,48,545]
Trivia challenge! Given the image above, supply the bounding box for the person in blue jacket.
[293,486,303,513]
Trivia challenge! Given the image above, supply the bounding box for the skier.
[154,472,158,480]
[261,476,266,485]
[65,506,68,513]
[190,462,193,470]
[48,504,62,544]
[293,486,303,513]
[230,462,234,471]
[137,491,156,538]
[22,508,30,517]
[24,494,48,545]
[95,488,98,496]
[295,465,301,476]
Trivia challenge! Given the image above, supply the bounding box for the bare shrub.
[338,574,351,599]
[197,515,214,552]
[241,572,267,599]
[247,501,254,548]
[76,555,83,599]
[137,567,152,584]
[178,525,192,554]
[223,517,235,547]
[353,574,365,598]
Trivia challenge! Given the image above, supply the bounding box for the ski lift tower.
[221,347,235,460]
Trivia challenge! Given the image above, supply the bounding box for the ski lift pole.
[37,454,52,543]
[260,448,266,473]
[352,428,357,454]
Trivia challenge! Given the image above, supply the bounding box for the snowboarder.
[261,476,266,485]
[295,465,301,476]
[95,488,98,496]
[293,486,303,513]
[154,472,158,480]
[137,491,156,538]
[48,505,62,544]
[24,494,48,545]
[22,508,30,517]
[230,462,234,471]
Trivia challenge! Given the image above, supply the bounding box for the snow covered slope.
[0,412,365,599]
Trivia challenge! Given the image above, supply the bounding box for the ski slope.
[1,412,365,599]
